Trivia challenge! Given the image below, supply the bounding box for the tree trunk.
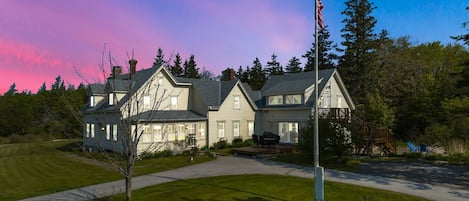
[126,162,133,201]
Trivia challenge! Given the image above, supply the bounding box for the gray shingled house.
[252,68,355,143]
[82,59,354,154]
[82,60,256,154]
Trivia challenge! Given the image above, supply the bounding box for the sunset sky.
[0,0,468,94]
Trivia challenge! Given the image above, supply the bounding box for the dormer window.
[109,93,115,105]
[285,95,301,104]
[268,95,283,105]
[90,96,95,107]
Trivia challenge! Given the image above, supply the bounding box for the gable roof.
[261,69,335,96]
[250,68,354,110]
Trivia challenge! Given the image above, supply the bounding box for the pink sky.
[0,0,467,94]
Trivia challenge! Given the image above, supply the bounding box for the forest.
[0,0,468,152]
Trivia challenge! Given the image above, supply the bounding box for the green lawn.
[0,140,213,201]
[101,174,428,201]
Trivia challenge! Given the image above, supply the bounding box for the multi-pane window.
[112,124,118,141]
[267,95,283,105]
[143,96,150,109]
[106,124,111,140]
[233,121,240,137]
[217,122,225,138]
[109,93,115,105]
[197,123,206,139]
[90,124,95,138]
[248,121,254,136]
[142,125,152,143]
[285,95,301,104]
[90,96,95,107]
[233,95,240,109]
[278,122,299,143]
[170,96,178,110]
[85,123,90,138]
[154,125,162,142]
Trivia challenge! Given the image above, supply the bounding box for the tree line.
[1,0,468,149]
[0,76,86,139]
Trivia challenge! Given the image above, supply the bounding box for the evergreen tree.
[302,26,338,71]
[265,54,284,76]
[236,65,250,82]
[285,56,302,73]
[4,83,17,96]
[248,58,267,90]
[338,0,378,99]
[183,54,200,78]
[170,53,184,77]
[153,48,165,67]
[37,82,47,94]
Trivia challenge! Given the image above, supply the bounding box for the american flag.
[317,0,325,29]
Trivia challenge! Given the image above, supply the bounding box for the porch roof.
[131,110,207,122]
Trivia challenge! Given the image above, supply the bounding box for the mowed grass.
[103,174,428,201]
[0,140,121,200]
[0,140,213,201]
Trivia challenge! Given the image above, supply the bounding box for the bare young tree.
[71,46,192,201]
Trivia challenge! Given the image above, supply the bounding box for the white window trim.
[233,121,240,137]
[267,95,283,105]
[233,95,240,109]
[109,93,115,105]
[248,121,254,136]
[85,123,90,138]
[90,96,95,107]
[285,94,302,104]
[143,95,150,109]
[90,124,95,138]
[112,124,118,141]
[217,121,225,138]
[170,96,178,110]
[106,124,111,140]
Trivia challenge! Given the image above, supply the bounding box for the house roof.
[175,77,239,108]
[261,69,335,96]
[133,110,207,122]
[88,84,105,95]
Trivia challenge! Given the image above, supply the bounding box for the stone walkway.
[22,156,469,201]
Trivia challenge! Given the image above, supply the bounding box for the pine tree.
[236,65,250,82]
[183,54,200,78]
[153,48,165,67]
[338,0,378,99]
[285,56,302,73]
[303,26,338,71]
[170,53,184,77]
[248,58,267,90]
[266,54,284,76]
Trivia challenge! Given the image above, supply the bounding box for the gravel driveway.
[357,159,469,190]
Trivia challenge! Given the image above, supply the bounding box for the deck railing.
[318,108,351,121]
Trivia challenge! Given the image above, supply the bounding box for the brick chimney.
[129,59,138,76]
[112,66,122,78]
[229,68,235,80]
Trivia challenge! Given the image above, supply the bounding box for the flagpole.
[314,0,324,201]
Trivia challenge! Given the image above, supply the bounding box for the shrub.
[299,118,353,160]
[213,139,228,149]
[139,149,173,159]
[231,138,244,148]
